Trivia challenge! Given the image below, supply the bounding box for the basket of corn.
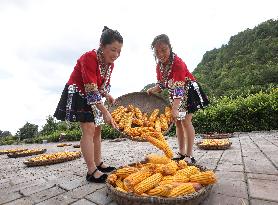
[201,133,232,139]
[108,92,173,141]
[196,139,232,150]
[7,149,47,158]
[23,151,81,166]
[106,154,216,205]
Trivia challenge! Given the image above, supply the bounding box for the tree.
[0,130,12,138]
[40,115,58,135]
[16,122,38,140]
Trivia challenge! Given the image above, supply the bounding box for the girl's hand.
[147,87,155,95]
[105,94,115,105]
[103,111,117,128]
[171,108,179,123]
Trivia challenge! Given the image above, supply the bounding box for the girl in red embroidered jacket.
[54,26,122,183]
[147,34,209,163]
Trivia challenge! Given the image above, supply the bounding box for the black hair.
[100,26,123,46]
[151,34,174,63]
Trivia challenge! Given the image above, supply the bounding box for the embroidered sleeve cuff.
[86,91,102,105]
[173,87,185,98]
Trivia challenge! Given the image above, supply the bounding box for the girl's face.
[102,41,123,64]
[154,42,171,64]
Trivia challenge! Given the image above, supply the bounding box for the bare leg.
[80,122,104,177]
[175,120,186,155]
[181,114,195,156]
[93,126,102,165]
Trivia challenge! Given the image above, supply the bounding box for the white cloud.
[0,0,277,134]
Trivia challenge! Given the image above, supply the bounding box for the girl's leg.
[80,122,104,177]
[181,113,195,156]
[175,120,186,155]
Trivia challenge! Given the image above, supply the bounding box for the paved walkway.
[0,131,277,205]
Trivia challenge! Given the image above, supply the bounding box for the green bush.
[193,88,278,133]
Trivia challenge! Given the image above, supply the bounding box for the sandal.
[97,162,116,172]
[172,152,186,161]
[173,153,196,164]
[86,169,107,183]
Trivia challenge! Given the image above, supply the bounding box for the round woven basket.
[23,152,81,167]
[0,148,28,155]
[7,149,47,158]
[106,163,213,205]
[196,141,232,150]
[108,92,173,141]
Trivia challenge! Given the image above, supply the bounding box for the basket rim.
[106,161,214,203]
[7,149,47,158]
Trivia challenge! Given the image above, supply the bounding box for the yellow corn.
[145,153,171,164]
[189,171,217,185]
[107,174,118,185]
[134,173,163,194]
[115,187,127,193]
[115,179,125,190]
[176,166,200,177]
[162,161,178,175]
[115,166,139,179]
[154,118,162,132]
[168,183,195,197]
[177,160,188,170]
[149,109,159,123]
[159,114,169,131]
[143,135,173,158]
[123,170,152,191]
[147,184,173,197]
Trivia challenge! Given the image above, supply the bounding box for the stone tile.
[58,176,87,191]
[0,191,22,204]
[20,182,55,196]
[251,199,278,205]
[29,186,66,203]
[248,178,278,202]
[200,193,249,205]
[71,198,98,205]
[4,197,34,205]
[85,188,113,205]
[247,173,278,181]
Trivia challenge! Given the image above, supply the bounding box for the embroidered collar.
[159,53,175,85]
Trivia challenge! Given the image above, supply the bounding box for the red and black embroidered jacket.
[156,54,195,99]
[67,50,113,105]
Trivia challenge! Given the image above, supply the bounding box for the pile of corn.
[111,105,173,158]
[27,151,81,162]
[199,139,230,146]
[11,149,45,154]
[108,153,217,198]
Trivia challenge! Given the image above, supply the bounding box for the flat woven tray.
[7,149,47,158]
[196,141,232,150]
[0,148,28,155]
[73,144,80,148]
[23,152,81,167]
[106,162,213,205]
[201,133,232,139]
[108,92,173,141]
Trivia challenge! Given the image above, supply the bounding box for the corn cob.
[159,114,169,131]
[154,118,162,132]
[115,166,139,179]
[168,183,195,197]
[176,166,200,177]
[115,179,125,190]
[164,107,172,123]
[134,107,143,119]
[134,173,163,194]
[107,174,118,185]
[177,160,188,170]
[149,109,159,123]
[147,184,173,197]
[189,171,217,185]
[161,161,178,175]
[143,135,173,158]
[145,153,171,164]
[115,187,127,193]
[123,170,152,191]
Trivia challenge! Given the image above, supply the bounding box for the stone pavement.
[0,131,277,205]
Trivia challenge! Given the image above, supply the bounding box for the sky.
[0,0,277,134]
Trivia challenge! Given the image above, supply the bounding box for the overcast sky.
[0,0,277,134]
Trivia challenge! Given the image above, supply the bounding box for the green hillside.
[193,19,278,98]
